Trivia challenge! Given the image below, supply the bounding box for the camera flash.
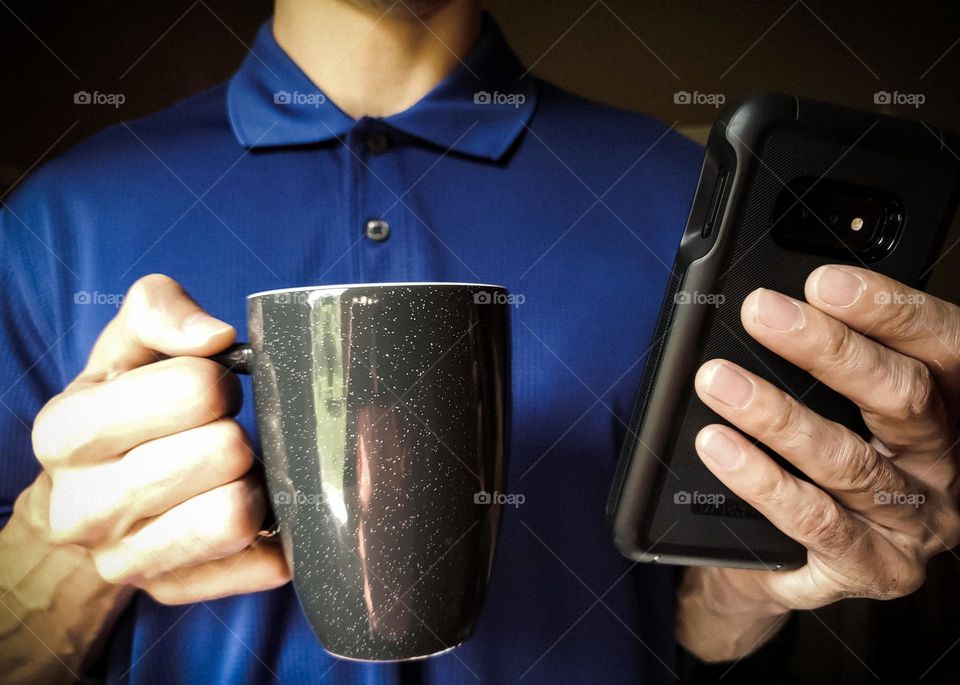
[850,217,864,231]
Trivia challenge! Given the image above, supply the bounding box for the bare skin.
[678,267,960,661]
[273,0,481,119]
[0,2,485,680]
[0,276,291,682]
[2,0,960,679]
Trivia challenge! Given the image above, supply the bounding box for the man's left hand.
[678,265,960,662]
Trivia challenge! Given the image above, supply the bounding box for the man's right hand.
[31,274,290,604]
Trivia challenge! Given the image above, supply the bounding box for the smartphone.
[607,93,960,569]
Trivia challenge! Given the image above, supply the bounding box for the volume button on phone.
[701,169,729,239]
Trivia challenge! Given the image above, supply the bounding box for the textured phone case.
[609,94,960,568]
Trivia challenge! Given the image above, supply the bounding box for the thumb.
[78,274,235,382]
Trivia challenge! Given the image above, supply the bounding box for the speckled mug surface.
[219,283,510,662]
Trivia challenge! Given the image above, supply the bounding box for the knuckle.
[167,357,238,420]
[47,480,116,545]
[883,297,924,341]
[206,420,254,478]
[820,322,859,370]
[48,510,112,547]
[97,565,133,586]
[92,551,140,586]
[201,482,261,555]
[46,515,83,546]
[194,518,232,555]
[31,404,62,466]
[168,355,219,393]
[829,437,885,493]
[125,273,177,310]
[31,395,87,466]
[206,523,253,558]
[794,499,851,552]
[762,397,807,446]
[935,300,960,355]
[124,274,189,344]
[884,359,937,422]
[232,482,266,537]
[751,468,791,510]
[47,503,96,545]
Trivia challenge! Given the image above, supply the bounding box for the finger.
[805,266,960,415]
[32,356,242,468]
[79,274,236,383]
[137,542,290,605]
[695,360,926,527]
[694,424,866,569]
[46,419,255,545]
[90,473,265,585]
[115,419,256,522]
[741,288,952,457]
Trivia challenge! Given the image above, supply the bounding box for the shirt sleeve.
[0,180,71,526]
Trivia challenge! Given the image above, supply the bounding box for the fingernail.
[706,364,754,408]
[699,430,744,469]
[183,312,232,338]
[754,290,803,331]
[815,266,865,307]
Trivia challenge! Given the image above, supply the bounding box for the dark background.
[2,1,959,682]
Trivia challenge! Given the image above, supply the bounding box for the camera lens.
[772,177,903,262]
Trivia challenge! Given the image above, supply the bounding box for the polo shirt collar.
[227,13,537,161]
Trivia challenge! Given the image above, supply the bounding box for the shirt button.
[365,131,390,155]
[365,219,390,242]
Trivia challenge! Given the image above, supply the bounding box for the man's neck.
[273,0,482,120]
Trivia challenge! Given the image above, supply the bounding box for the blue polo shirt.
[0,15,701,685]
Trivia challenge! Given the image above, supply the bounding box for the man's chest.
[70,147,676,455]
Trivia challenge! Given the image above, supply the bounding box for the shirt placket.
[347,119,427,284]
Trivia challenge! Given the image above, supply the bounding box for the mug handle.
[208,342,281,538]
[209,342,255,375]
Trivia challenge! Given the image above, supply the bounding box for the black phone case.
[608,93,960,569]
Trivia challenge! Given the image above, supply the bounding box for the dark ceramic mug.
[212,283,510,661]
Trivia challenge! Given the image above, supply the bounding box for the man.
[1,0,958,682]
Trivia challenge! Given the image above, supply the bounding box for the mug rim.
[247,282,507,299]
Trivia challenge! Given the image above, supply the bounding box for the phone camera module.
[771,177,903,262]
